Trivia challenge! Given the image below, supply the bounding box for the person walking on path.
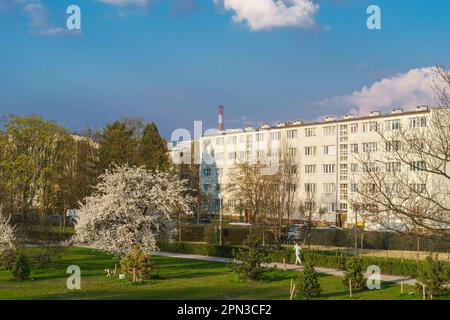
[294,242,302,265]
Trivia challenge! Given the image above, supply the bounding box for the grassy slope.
[0,247,447,300]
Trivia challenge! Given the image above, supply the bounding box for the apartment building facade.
[170,106,441,229]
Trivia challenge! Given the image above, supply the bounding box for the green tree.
[416,255,449,299]
[120,244,155,283]
[296,262,321,300]
[342,258,366,289]
[97,121,139,173]
[139,122,170,172]
[53,136,98,230]
[11,254,30,281]
[0,115,76,221]
[232,235,269,281]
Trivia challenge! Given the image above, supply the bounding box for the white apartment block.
[170,106,447,229]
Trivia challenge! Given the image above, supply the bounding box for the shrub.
[157,241,450,278]
[296,262,321,300]
[416,255,449,298]
[232,235,269,281]
[11,254,30,281]
[0,249,17,271]
[342,258,366,289]
[120,244,155,283]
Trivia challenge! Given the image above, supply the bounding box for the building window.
[305,128,316,138]
[270,148,280,158]
[304,183,317,193]
[323,145,336,155]
[288,148,297,157]
[305,146,317,156]
[227,136,237,145]
[203,168,211,176]
[362,142,377,153]
[228,152,237,160]
[322,183,336,193]
[362,162,377,172]
[323,202,336,212]
[304,201,316,211]
[323,164,336,174]
[409,117,427,128]
[384,119,401,131]
[409,183,426,194]
[386,162,401,173]
[410,161,425,172]
[350,124,358,134]
[385,141,401,152]
[350,183,358,193]
[323,126,336,136]
[350,143,359,153]
[271,131,281,140]
[228,199,237,207]
[256,150,265,159]
[362,122,378,133]
[350,163,358,173]
[215,152,224,161]
[305,165,316,174]
[256,133,265,142]
[216,137,224,145]
[287,129,298,139]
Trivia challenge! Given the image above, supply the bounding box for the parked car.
[184,218,197,225]
[314,226,344,231]
[228,222,253,227]
[199,218,212,225]
[284,224,308,242]
[184,217,212,225]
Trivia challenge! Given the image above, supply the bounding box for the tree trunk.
[416,236,421,264]
[360,229,364,257]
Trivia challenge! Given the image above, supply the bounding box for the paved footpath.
[155,251,419,286]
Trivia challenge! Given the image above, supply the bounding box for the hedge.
[180,225,273,245]
[307,229,450,253]
[159,241,235,258]
[180,225,450,253]
[158,241,450,278]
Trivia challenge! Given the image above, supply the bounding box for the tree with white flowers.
[0,205,16,255]
[74,165,193,255]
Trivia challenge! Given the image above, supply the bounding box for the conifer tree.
[416,255,448,298]
[97,122,139,173]
[120,244,155,282]
[342,258,366,289]
[139,122,170,172]
[296,262,321,300]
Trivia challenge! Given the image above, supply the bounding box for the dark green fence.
[179,225,450,253]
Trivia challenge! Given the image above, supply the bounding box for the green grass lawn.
[0,247,448,300]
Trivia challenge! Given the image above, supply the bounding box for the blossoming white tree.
[0,205,16,255]
[74,165,192,255]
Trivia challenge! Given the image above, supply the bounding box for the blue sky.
[0,0,449,138]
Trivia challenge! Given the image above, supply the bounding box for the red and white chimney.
[218,105,224,131]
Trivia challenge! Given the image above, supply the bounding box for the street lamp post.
[219,195,223,246]
[354,210,358,256]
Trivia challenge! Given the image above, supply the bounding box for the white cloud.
[318,67,442,116]
[21,1,65,35]
[96,0,152,7]
[214,0,320,31]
